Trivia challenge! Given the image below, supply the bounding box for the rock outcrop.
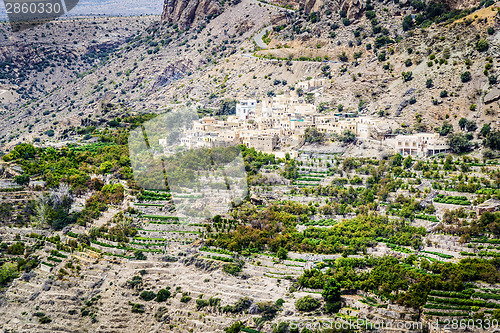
[484,86,500,104]
[161,0,222,28]
[300,0,364,18]
[302,0,324,13]
[439,0,481,10]
[338,0,365,19]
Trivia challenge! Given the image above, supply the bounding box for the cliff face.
[303,0,365,19]
[337,0,365,19]
[161,0,222,28]
[302,0,324,13]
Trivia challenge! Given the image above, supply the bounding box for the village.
[171,78,451,159]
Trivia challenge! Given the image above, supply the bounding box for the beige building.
[242,134,279,152]
[389,133,449,157]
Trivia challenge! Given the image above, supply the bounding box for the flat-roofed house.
[236,99,257,120]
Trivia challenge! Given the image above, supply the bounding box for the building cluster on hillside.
[163,79,450,157]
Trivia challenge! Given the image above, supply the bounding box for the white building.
[236,99,257,120]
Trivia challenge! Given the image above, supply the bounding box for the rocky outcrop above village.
[161,0,222,28]
[336,0,365,19]
[300,0,364,18]
[302,0,324,13]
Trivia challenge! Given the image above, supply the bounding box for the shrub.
[426,79,433,88]
[438,122,453,136]
[222,297,252,313]
[485,131,500,150]
[342,18,351,26]
[134,250,146,260]
[405,59,413,67]
[140,291,156,301]
[6,242,25,255]
[476,39,489,52]
[366,10,376,20]
[295,296,321,312]
[277,247,288,260]
[223,263,242,275]
[338,52,348,62]
[196,298,210,310]
[156,288,171,302]
[127,275,142,288]
[131,303,145,313]
[440,90,448,98]
[461,71,471,82]
[180,292,192,303]
[225,321,244,333]
[402,71,413,82]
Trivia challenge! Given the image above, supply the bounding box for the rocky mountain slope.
[0,0,498,151]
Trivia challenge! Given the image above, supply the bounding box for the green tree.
[489,74,498,85]
[140,291,156,301]
[391,153,403,167]
[13,143,36,159]
[476,39,489,52]
[402,71,413,82]
[277,247,288,260]
[459,118,467,130]
[339,130,356,143]
[134,250,147,260]
[304,127,325,144]
[14,174,30,186]
[402,15,414,31]
[465,120,477,132]
[322,278,342,313]
[0,263,18,286]
[225,321,244,333]
[156,288,171,302]
[321,278,341,302]
[461,71,472,82]
[295,296,321,312]
[282,159,297,179]
[366,10,376,20]
[217,100,237,116]
[403,156,413,169]
[485,131,500,150]
[6,242,25,255]
[447,133,471,153]
[480,123,491,137]
[438,122,453,136]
